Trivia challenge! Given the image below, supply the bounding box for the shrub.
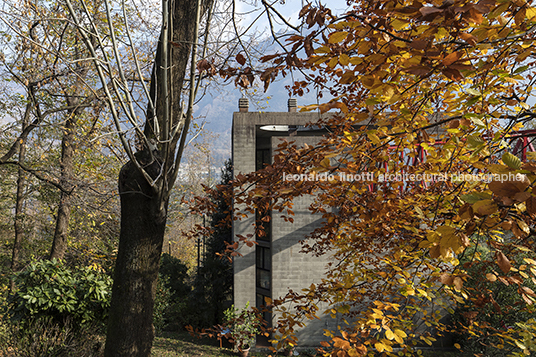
[154,274,172,333]
[0,317,103,357]
[5,259,112,330]
[157,253,191,331]
[451,246,536,355]
[223,302,261,351]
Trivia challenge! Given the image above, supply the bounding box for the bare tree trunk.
[50,115,76,260]
[10,104,31,289]
[104,155,167,356]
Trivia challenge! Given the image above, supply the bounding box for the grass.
[151,332,301,357]
[151,331,235,357]
[151,332,478,357]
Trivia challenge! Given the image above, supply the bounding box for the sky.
[193,0,351,169]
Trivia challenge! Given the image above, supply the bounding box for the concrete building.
[232,98,338,347]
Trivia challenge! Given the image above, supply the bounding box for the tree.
[227,1,536,355]
[0,0,119,266]
[190,159,233,327]
[58,0,219,354]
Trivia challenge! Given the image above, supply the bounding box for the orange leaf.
[521,286,536,297]
[526,196,536,217]
[442,67,463,81]
[429,245,440,258]
[333,337,350,349]
[404,66,430,76]
[459,32,477,45]
[453,277,464,291]
[442,51,463,66]
[440,273,454,285]
[409,39,429,50]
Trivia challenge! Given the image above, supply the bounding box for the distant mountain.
[192,75,323,170]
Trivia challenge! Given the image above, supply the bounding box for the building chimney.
[288,98,297,112]
[238,97,249,112]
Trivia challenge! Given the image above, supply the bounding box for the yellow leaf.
[367,131,381,144]
[329,31,349,43]
[391,19,409,30]
[339,53,350,66]
[394,329,407,338]
[328,57,338,68]
[385,329,395,340]
[527,7,536,19]
[320,157,330,168]
[486,273,497,282]
[374,342,385,352]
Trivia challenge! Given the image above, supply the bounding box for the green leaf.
[467,135,485,149]
[460,192,491,204]
[514,65,529,74]
[502,152,522,169]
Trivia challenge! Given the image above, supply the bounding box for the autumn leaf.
[442,52,463,66]
[404,65,430,76]
[329,31,348,44]
[453,277,464,291]
[442,67,463,81]
[472,199,498,215]
[497,251,512,274]
[440,273,454,285]
[459,32,477,45]
[333,337,350,349]
[236,53,246,66]
[419,6,442,17]
[486,273,497,282]
[502,152,522,170]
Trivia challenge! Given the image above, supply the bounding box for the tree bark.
[50,115,76,260]
[104,154,167,357]
[10,104,31,290]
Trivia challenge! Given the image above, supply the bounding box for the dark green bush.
[6,259,112,329]
[154,274,172,333]
[157,253,191,331]
[451,246,536,355]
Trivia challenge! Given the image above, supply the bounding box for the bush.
[154,274,172,333]
[5,259,112,330]
[451,246,536,355]
[0,317,103,357]
[223,302,261,351]
[156,254,191,331]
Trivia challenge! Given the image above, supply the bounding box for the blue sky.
[193,1,351,168]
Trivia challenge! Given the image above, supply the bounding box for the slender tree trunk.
[10,103,32,290]
[11,149,26,272]
[50,115,75,260]
[10,135,28,290]
[104,155,167,357]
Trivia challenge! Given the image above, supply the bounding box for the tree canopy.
[224,0,536,355]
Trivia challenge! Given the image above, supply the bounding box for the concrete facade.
[232,100,337,347]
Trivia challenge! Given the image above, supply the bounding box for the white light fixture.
[259,125,289,132]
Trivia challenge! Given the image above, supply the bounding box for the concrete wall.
[232,110,335,347]
[269,136,335,346]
